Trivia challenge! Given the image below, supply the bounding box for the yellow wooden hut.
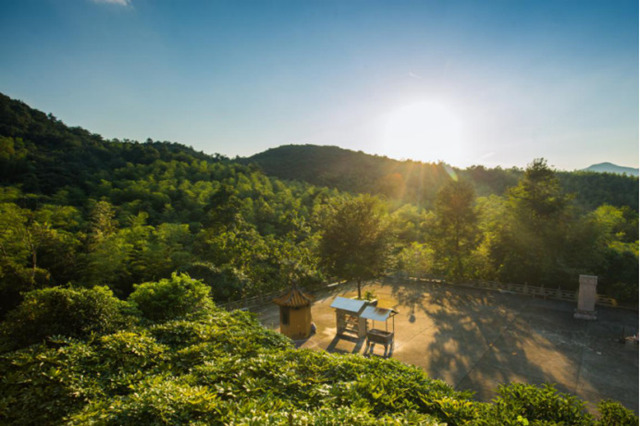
[273,286,314,340]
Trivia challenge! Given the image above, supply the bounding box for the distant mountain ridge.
[244,144,521,207]
[0,91,636,213]
[246,144,638,212]
[582,162,638,176]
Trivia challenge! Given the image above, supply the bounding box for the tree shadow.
[384,278,638,413]
[259,277,638,413]
[326,333,366,355]
[364,340,394,359]
[423,285,577,394]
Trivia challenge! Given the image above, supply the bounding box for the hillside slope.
[247,144,638,212]
[245,144,520,207]
[0,93,343,316]
[0,92,219,197]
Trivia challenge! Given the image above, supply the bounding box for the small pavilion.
[361,305,397,356]
[330,296,370,338]
[273,285,314,340]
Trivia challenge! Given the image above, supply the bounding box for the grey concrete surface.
[256,279,639,413]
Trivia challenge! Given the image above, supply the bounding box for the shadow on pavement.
[326,333,366,354]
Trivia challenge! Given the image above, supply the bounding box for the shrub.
[597,399,639,425]
[67,376,223,425]
[1,289,636,425]
[0,338,99,425]
[0,286,134,352]
[98,331,167,372]
[89,331,169,395]
[486,383,593,425]
[128,273,213,322]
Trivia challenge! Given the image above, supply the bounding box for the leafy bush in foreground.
[482,383,592,425]
[0,285,134,352]
[0,285,637,425]
[597,399,639,425]
[128,273,213,323]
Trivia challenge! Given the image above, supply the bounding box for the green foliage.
[319,194,394,298]
[69,377,224,425]
[0,339,98,425]
[0,94,348,312]
[559,170,638,213]
[432,179,479,281]
[0,92,637,310]
[597,399,639,425]
[509,159,571,221]
[249,145,637,214]
[0,286,133,352]
[395,242,435,278]
[0,201,84,315]
[180,262,249,302]
[363,290,377,301]
[247,144,453,208]
[0,300,293,425]
[485,383,593,425]
[0,91,638,424]
[128,273,213,323]
[493,160,579,286]
[98,331,167,372]
[0,284,635,425]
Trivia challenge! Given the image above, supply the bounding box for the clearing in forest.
[257,279,639,413]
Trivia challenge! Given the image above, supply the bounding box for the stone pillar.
[574,275,597,320]
[336,311,345,334]
[357,316,368,338]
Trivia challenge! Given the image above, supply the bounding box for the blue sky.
[0,0,637,170]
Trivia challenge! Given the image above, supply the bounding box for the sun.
[381,101,466,164]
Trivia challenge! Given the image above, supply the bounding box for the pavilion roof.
[330,296,368,314]
[360,305,397,322]
[273,286,314,307]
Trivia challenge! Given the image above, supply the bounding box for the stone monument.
[574,274,597,320]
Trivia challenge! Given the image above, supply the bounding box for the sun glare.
[382,101,465,164]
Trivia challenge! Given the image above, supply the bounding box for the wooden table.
[366,328,394,352]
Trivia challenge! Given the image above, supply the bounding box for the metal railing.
[219,275,624,312]
[406,276,619,307]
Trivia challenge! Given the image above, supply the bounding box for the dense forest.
[1,92,636,319]
[0,92,638,423]
[246,144,639,212]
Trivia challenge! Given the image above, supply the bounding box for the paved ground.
[256,279,639,413]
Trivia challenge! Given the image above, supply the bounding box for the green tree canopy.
[508,158,571,222]
[319,195,393,298]
[432,179,479,281]
[0,285,133,352]
[501,159,575,286]
[128,273,213,323]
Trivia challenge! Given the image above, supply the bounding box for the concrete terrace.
[256,279,639,413]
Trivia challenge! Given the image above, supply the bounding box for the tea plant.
[0,284,637,425]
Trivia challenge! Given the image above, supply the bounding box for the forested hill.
[245,144,519,207]
[0,92,345,317]
[0,92,637,317]
[0,92,638,423]
[2,90,635,213]
[246,144,639,212]
[0,92,219,197]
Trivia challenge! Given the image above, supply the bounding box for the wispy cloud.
[479,152,495,160]
[91,0,132,6]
